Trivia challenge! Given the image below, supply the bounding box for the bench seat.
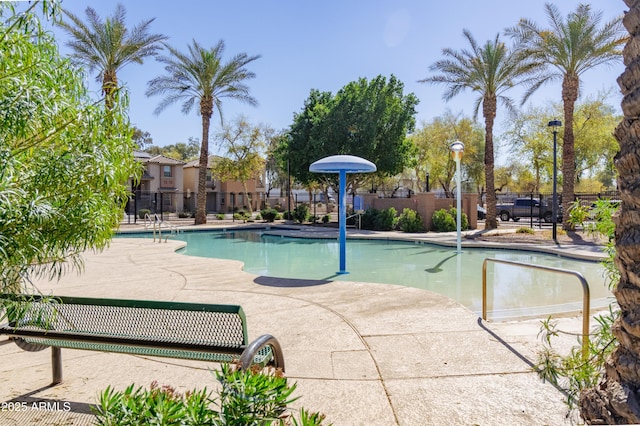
[0,294,285,384]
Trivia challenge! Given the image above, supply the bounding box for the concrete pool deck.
[0,224,608,425]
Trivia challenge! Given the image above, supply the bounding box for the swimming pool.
[124,229,612,319]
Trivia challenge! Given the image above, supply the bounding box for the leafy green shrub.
[431,208,468,232]
[93,365,329,425]
[398,208,425,233]
[138,209,151,219]
[293,204,310,223]
[567,200,591,230]
[234,211,250,222]
[516,227,534,234]
[215,213,225,220]
[260,208,279,222]
[432,209,455,232]
[322,214,330,224]
[273,204,283,212]
[178,210,191,218]
[282,210,293,220]
[360,207,398,231]
[361,208,379,230]
[376,207,398,230]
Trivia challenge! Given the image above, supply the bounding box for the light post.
[548,120,562,244]
[425,172,430,192]
[450,141,464,254]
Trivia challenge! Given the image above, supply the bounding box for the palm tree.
[146,40,260,224]
[506,3,625,230]
[58,3,167,109]
[579,3,640,423]
[420,30,542,229]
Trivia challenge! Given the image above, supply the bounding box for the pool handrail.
[481,258,590,359]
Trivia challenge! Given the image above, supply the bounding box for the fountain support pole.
[309,155,376,274]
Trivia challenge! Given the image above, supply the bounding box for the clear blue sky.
[52,1,625,154]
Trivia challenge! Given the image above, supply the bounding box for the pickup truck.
[496,198,562,223]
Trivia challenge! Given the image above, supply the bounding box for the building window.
[206,170,212,182]
[163,165,172,177]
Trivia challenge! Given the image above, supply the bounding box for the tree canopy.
[0,2,139,291]
[282,75,418,191]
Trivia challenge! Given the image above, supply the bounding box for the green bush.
[432,208,456,232]
[360,207,398,231]
[398,208,425,233]
[432,208,468,232]
[293,204,310,223]
[568,200,590,230]
[322,214,330,224]
[260,208,279,222]
[177,210,191,218]
[215,213,225,220]
[233,211,250,222]
[282,210,293,220]
[138,209,151,219]
[92,364,329,425]
[375,207,398,231]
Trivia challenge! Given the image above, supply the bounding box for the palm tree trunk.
[579,1,640,423]
[195,98,213,225]
[561,73,579,230]
[483,95,498,229]
[102,70,118,111]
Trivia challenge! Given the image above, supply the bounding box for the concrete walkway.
[0,224,606,425]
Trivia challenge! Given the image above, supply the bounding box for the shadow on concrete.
[254,276,331,287]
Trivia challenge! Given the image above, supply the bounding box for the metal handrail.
[346,212,362,229]
[144,213,179,243]
[481,258,590,359]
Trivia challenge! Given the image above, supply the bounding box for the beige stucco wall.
[360,192,478,231]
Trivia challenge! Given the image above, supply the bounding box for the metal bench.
[0,294,285,384]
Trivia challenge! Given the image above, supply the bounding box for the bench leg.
[52,347,62,384]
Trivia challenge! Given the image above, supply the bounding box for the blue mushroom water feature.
[309,155,376,274]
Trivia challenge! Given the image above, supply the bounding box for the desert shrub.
[361,208,379,230]
[260,208,279,222]
[292,204,309,223]
[567,200,591,230]
[360,207,398,231]
[234,211,250,222]
[273,203,283,212]
[93,365,328,425]
[138,209,151,219]
[431,208,467,232]
[516,227,535,234]
[398,208,425,233]
[322,214,330,224]
[432,209,456,232]
[376,207,398,230]
[215,213,225,220]
[282,210,293,220]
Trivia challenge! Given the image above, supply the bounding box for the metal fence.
[124,191,270,222]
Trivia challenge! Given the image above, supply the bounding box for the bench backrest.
[4,295,249,349]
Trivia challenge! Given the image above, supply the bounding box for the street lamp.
[548,120,562,244]
[450,141,464,254]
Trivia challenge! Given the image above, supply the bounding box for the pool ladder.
[144,213,180,243]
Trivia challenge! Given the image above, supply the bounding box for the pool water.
[126,230,613,319]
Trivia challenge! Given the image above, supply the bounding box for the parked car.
[496,198,562,223]
[477,204,486,220]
